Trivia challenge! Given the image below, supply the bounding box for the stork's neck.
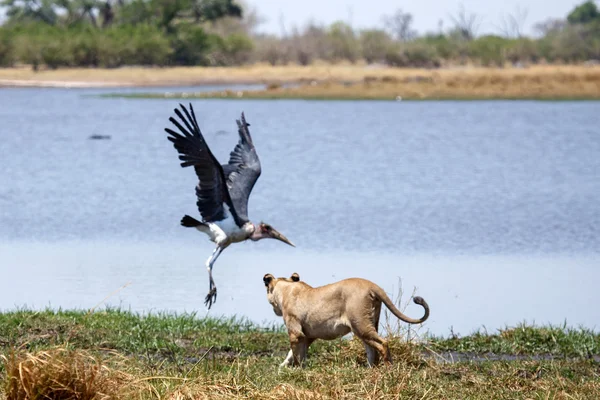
[249,223,267,241]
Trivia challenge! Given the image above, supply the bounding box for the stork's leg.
[204,246,224,309]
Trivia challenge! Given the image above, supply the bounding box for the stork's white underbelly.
[196,206,251,245]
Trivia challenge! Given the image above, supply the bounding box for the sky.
[248,0,589,37]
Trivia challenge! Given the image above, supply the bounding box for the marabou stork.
[165,104,295,309]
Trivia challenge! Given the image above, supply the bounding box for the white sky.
[248,0,589,36]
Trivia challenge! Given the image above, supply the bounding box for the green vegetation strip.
[1,309,599,399]
[1,309,598,358]
[0,1,599,73]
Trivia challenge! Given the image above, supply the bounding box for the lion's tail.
[373,287,430,325]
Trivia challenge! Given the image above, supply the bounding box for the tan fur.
[263,272,430,367]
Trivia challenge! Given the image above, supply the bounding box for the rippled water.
[1,86,598,335]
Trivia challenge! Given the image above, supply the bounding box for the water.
[0,86,599,336]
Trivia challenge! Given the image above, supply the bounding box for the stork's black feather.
[165,104,262,226]
[222,112,262,223]
[165,103,240,224]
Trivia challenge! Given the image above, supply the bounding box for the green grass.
[428,323,600,358]
[0,308,287,357]
[1,309,599,399]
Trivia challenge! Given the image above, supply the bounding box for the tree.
[497,5,528,38]
[360,29,391,63]
[203,0,264,38]
[567,1,600,25]
[1,0,243,30]
[383,9,415,41]
[533,18,566,37]
[2,0,59,25]
[326,21,358,62]
[449,3,481,40]
[190,0,241,24]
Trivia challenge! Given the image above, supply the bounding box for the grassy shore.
[1,309,599,399]
[2,64,600,100]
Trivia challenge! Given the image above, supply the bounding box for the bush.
[171,24,214,66]
[360,29,392,64]
[210,33,254,65]
[468,35,509,66]
[4,23,173,68]
[506,38,539,64]
[384,45,408,67]
[383,43,440,68]
[69,27,100,67]
[126,24,172,65]
[419,34,459,60]
[405,43,440,67]
[327,21,359,62]
[0,28,15,66]
[253,35,285,65]
[24,26,74,69]
[550,25,591,62]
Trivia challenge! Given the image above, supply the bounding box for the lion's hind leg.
[360,331,392,366]
[354,302,392,367]
[354,328,390,366]
[364,343,379,366]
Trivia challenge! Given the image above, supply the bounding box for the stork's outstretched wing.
[165,103,237,223]
[222,112,262,223]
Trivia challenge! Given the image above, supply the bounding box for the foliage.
[467,35,509,66]
[171,23,215,65]
[210,32,254,65]
[0,0,243,68]
[0,27,15,66]
[429,323,600,358]
[567,0,600,25]
[383,8,416,41]
[327,21,359,62]
[360,29,392,63]
[3,23,173,68]
[0,0,599,68]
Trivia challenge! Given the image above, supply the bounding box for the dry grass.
[1,347,142,400]
[1,64,600,97]
[130,65,599,100]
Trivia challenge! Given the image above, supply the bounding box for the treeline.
[0,0,253,68]
[0,0,599,69]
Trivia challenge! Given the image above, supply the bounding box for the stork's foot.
[204,287,217,309]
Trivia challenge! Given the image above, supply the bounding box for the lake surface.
[1,86,599,337]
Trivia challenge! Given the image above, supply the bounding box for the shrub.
[360,29,392,64]
[506,38,539,64]
[419,34,460,60]
[253,35,286,65]
[210,33,254,65]
[0,28,15,66]
[327,21,359,62]
[69,27,100,67]
[126,24,172,65]
[468,35,509,66]
[551,25,591,62]
[171,24,214,66]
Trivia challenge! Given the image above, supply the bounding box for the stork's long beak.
[270,229,295,247]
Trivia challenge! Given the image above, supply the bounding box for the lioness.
[263,272,430,367]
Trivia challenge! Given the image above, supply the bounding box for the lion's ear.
[263,274,274,286]
[291,273,300,282]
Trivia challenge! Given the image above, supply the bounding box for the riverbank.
[1,309,598,399]
[1,65,600,100]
